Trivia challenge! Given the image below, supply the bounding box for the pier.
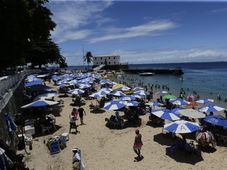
[123,67,184,75]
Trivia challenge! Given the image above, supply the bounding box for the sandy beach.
[19,82,227,170]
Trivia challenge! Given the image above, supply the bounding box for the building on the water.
[93,54,120,66]
[92,54,128,70]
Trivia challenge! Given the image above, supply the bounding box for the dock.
[96,64,184,75]
[123,67,184,75]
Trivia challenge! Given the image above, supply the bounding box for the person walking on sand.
[133,129,143,160]
[69,112,78,133]
[78,106,86,125]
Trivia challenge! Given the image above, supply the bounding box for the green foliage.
[0,0,67,72]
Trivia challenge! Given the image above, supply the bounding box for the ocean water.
[70,62,227,107]
[125,62,227,107]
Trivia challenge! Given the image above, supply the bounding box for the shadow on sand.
[146,121,163,128]
[153,133,175,146]
[35,124,62,137]
[90,109,106,114]
[166,149,203,165]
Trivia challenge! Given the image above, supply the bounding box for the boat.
[139,72,154,76]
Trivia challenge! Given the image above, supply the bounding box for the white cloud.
[211,7,227,14]
[89,20,177,43]
[116,48,227,64]
[48,1,112,43]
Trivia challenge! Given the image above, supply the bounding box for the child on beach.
[133,129,143,160]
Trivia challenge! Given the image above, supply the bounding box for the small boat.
[139,72,154,76]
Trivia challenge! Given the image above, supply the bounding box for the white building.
[93,54,120,66]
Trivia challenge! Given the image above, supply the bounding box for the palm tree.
[83,51,93,69]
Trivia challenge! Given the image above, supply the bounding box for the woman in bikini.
[133,129,143,159]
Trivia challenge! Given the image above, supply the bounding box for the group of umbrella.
[22,73,226,135]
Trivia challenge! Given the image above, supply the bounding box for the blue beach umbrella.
[134,90,149,96]
[89,92,105,98]
[196,98,214,104]
[111,91,126,97]
[199,105,225,113]
[25,79,43,87]
[98,88,112,95]
[104,100,125,110]
[146,101,164,107]
[133,87,144,91]
[21,99,59,108]
[119,95,136,101]
[100,79,112,85]
[164,120,201,134]
[79,83,91,89]
[204,115,227,127]
[170,98,190,106]
[68,89,85,95]
[151,109,180,121]
[120,100,139,107]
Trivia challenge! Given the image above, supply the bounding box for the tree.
[83,51,93,68]
[0,0,67,73]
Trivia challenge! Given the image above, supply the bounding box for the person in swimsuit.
[133,129,143,159]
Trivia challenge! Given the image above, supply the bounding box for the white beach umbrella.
[89,92,105,98]
[178,109,206,119]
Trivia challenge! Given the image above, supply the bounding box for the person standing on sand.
[69,112,78,133]
[133,129,143,159]
[78,106,86,125]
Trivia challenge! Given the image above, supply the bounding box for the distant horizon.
[69,60,227,67]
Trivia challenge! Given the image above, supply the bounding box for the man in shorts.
[78,106,86,125]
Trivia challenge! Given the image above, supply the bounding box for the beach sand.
[22,84,227,170]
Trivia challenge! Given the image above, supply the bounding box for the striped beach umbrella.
[164,120,201,134]
[204,115,227,127]
[134,90,149,96]
[133,87,144,91]
[170,98,190,106]
[146,101,164,107]
[79,83,91,89]
[21,99,59,108]
[89,92,104,98]
[68,89,85,95]
[100,79,112,85]
[120,100,139,107]
[199,105,225,113]
[104,100,125,110]
[99,88,112,94]
[151,109,180,121]
[196,98,214,104]
[111,91,126,97]
[119,95,135,101]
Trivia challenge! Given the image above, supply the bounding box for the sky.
[47,0,227,66]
